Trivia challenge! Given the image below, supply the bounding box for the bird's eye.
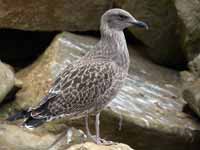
[118,14,128,20]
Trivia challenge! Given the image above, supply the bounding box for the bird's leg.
[85,114,93,138]
[85,113,114,145]
[85,113,102,144]
[85,114,100,143]
[95,112,115,145]
[95,112,101,144]
[85,113,102,143]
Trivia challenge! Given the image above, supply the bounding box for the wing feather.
[30,61,119,120]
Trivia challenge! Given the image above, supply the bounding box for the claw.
[87,135,115,145]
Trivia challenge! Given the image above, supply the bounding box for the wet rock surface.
[3,32,199,150]
[0,61,15,103]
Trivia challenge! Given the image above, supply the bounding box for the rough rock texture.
[180,53,200,118]
[180,71,195,84]
[115,0,185,67]
[175,0,200,61]
[0,121,133,150]
[181,54,200,118]
[188,54,200,77]
[8,32,200,150]
[0,122,56,150]
[0,61,15,103]
[0,0,196,68]
[66,142,133,150]
[0,121,82,150]
[182,80,200,117]
[0,0,112,31]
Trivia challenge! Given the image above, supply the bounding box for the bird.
[8,8,148,144]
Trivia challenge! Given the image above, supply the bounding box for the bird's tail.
[23,116,46,128]
[7,110,31,121]
[7,109,46,128]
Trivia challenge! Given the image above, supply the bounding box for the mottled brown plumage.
[33,60,123,121]
[9,8,148,144]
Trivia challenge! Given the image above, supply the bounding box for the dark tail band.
[7,110,31,121]
[7,110,46,128]
[23,117,46,128]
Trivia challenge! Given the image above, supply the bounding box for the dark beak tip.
[134,20,149,30]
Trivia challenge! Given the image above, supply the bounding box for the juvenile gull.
[8,9,148,144]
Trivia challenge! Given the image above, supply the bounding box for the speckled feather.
[24,9,132,125]
[30,59,125,121]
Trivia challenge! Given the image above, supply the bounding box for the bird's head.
[101,8,149,31]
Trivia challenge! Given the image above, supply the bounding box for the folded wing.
[30,61,118,121]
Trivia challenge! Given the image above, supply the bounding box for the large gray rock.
[0,0,112,31]
[8,32,200,150]
[0,0,199,68]
[0,0,194,68]
[0,61,15,103]
[115,0,185,67]
[175,0,200,61]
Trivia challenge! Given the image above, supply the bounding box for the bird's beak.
[130,18,149,30]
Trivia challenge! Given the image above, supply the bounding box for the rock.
[0,121,89,150]
[0,121,132,150]
[181,53,200,118]
[180,54,200,120]
[175,0,200,61]
[0,61,15,103]
[115,0,185,67]
[0,0,112,31]
[180,71,195,88]
[182,54,200,118]
[66,142,133,150]
[8,32,200,150]
[0,0,199,69]
[0,121,56,150]
[188,54,200,77]
[182,79,200,118]
[0,0,194,68]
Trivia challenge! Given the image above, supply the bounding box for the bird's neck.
[96,25,130,71]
